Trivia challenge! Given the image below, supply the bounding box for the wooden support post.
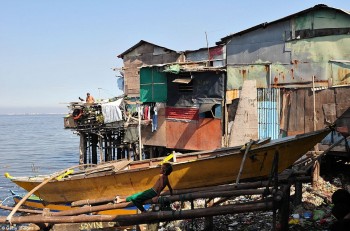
[104,134,108,161]
[127,144,131,161]
[91,134,98,164]
[117,147,122,160]
[312,160,320,188]
[279,184,291,231]
[294,181,302,206]
[79,133,86,165]
[150,147,154,159]
[98,135,103,163]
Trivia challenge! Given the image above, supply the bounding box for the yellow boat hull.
[9,128,330,203]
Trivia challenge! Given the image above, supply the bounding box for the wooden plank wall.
[281,87,350,136]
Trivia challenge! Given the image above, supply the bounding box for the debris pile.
[155,176,343,231]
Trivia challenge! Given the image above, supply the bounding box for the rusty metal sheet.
[225,8,350,89]
[228,62,331,89]
[290,36,350,63]
[166,119,222,150]
[270,63,328,87]
[227,65,269,90]
[226,20,291,65]
[330,61,350,86]
[226,90,240,104]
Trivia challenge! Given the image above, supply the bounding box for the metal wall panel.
[257,88,280,140]
[226,20,291,65]
[166,119,222,150]
[186,46,224,67]
[226,9,350,89]
[141,108,167,147]
[227,65,269,89]
[330,61,350,86]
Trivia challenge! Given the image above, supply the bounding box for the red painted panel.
[166,107,199,120]
[166,118,222,151]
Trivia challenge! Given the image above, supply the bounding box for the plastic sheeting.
[101,98,123,123]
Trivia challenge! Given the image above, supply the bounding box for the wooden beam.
[0,200,275,226]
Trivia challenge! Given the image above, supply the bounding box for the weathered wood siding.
[122,43,178,97]
[280,87,350,135]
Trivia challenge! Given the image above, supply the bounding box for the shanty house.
[117,40,179,97]
[139,46,226,153]
[217,4,350,147]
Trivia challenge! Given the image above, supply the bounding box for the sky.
[0,0,348,114]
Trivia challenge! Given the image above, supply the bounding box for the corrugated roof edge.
[117,40,178,59]
[216,4,350,45]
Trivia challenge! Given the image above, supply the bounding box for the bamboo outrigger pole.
[6,164,94,223]
[50,188,271,217]
[0,204,42,214]
[0,200,276,226]
[71,178,293,208]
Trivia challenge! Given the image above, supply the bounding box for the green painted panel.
[227,65,269,90]
[140,67,167,102]
[291,35,350,62]
[313,9,350,29]
[140,68,152,84]
[295,12,313,30]
[295,9,350,30]
[140,85,152,102]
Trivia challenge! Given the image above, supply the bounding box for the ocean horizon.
[0,114,80,216]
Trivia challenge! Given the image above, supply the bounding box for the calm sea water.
[0,114,79,216]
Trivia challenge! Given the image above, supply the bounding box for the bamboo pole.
[6,164,93,223]
[0,204,42,214]
[71,175,304,208]
[236,139,255,184]
[51,188,271,217]
[138,104,142,160]
[72,196,118,207]
[0,200,275,226]
[71,182,269,207]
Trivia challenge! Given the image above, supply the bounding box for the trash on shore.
[157,176,343,231]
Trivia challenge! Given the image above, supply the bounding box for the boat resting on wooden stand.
[5,127,331,204]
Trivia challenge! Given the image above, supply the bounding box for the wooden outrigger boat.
[5,127,331,204]
[9,190,145,215]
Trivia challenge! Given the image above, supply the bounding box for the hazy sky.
[0,0,347,114]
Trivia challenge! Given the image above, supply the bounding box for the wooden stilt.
[79,133,86,165]
[279,184,291,231]
[91,134,98,164]
[312,160,320,188]
[98,135,103,163]
[294,181,302,206]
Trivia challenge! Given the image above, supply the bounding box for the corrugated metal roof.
[117,40,177,59]
[140,61,226,73]
[217,4,350,44]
